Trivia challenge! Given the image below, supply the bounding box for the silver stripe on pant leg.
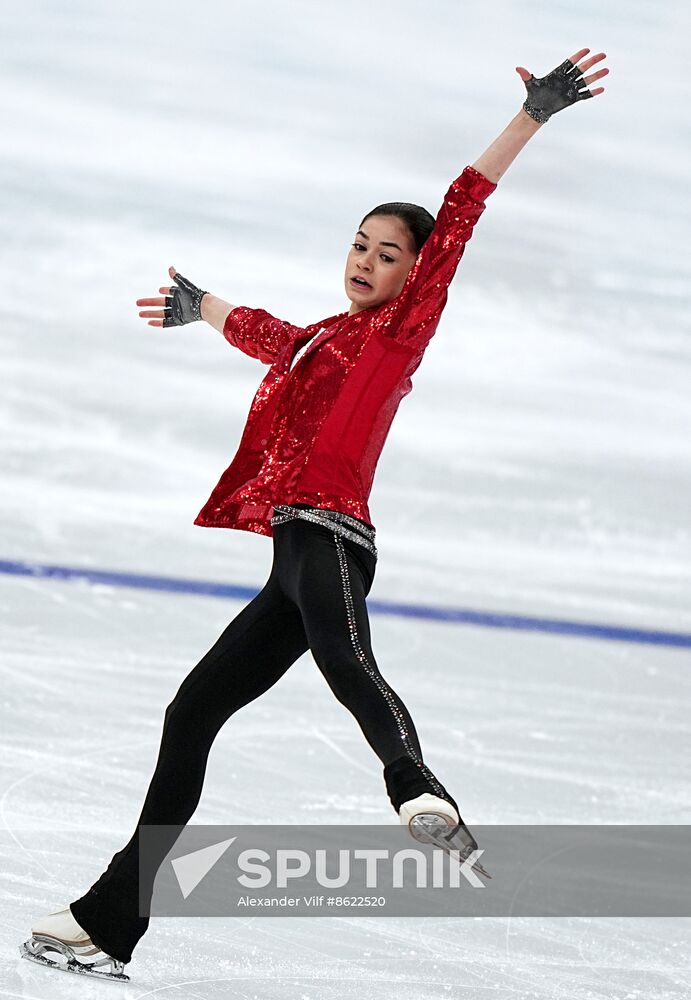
[332,532,446,800]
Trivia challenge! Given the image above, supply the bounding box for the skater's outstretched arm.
[472,48,608,182]
[379,46,609,348]
[137,266,305,364]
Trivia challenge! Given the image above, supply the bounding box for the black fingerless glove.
[521,58,592,124]
[163,272,208,327]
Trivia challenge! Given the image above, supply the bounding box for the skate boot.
[19,907,129,982]
[399,793,492,881]
[385,756,491,881]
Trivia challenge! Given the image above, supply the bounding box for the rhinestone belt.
[270,504,378,558]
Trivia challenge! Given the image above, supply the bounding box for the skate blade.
[409,813,492,880]
[20,935,130,982]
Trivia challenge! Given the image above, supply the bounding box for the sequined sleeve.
[222,306,305,365]
[381,165,497,349]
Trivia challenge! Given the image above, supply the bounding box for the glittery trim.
[332,532,446,799]
[270,504,378,558]
[523,100,551,124]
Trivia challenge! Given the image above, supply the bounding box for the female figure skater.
[22,48,608,981]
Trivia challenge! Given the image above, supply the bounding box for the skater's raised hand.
[516,48,609,124]
[136,266,208,328]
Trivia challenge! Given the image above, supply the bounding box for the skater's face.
[344,215,418,315]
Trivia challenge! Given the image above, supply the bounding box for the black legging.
[70,505,458,964]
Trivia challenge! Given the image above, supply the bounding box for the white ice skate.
[399,793,491,880]
[19,907,130,982]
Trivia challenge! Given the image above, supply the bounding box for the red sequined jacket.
[194,164,497,537]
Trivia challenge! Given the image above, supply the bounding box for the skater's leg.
[275,516,459,818]
[69,563,308,964]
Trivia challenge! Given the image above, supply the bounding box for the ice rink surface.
[1,1,690,997]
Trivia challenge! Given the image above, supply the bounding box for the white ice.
[1,1,690,997]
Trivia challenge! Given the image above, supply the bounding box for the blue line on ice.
[1,558,689,648]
